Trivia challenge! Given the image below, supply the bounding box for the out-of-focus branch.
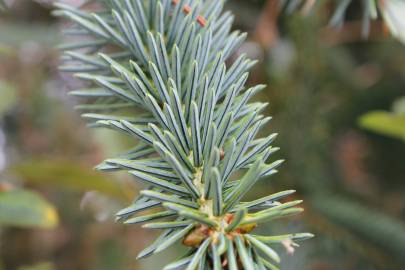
[254,0,280,48]
[320,20,391,46]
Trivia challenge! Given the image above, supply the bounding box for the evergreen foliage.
[55,0,313,268]
[283,0,405,42]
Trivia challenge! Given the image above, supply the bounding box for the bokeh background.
[0,0,404,269]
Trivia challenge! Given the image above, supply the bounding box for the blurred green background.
[0,0,404,269]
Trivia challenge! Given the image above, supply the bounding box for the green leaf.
[69,87,113,98]
[245,234,280,263]
[216,112,234,150]
[184,62,199,119]
[148,61,170,104]
[224,159,264,212]
[164,255,193,270]
[106,158,174,178]
[129,170,189,195]
[211,242,222,270]
[198,248,208,270]
[163,103,189,152]
[203,122,217,163]
[141,190,198,209]
[242,207,304,225]
[226,238,238,270]
[10,160,126,199]
[223,54,248,90]
[260,160,285,177]
[75,102,133,111]
[201,87,216,146]
[238,133,278,168]
[185,238,211,270]
[393,96,405,114]
[237,190,296,210]
[359,111,405,140]
[170,46,182,94]
[57,11,108,39]
[82,113,154,124]
[225,208,247,232]
[217,233,227,255]
[144,220,192,230]
[209,168,223,216]
[163,203,218,228]
[0,81,16,117]
[117,11,148,64]
[259,257,280,270]
[120,120,154,144]
[137,229,173,259]
[163,151,200,199]
[168,84,191,149]
[0,189,58,229]
[92,13,127,47]
[251,233,315,244]
[154,2,163,37]
[128,0,148,35]
[144,95,170,129]
[190,102,203,167]
[163,130,194,172]
[94,76,141,103]
[215,85,237,128]
[18,262,55,270]
[65,51,107,68]
[124,210,175,225]
[329,0,351,27]
[179,210,217,228]
[235,236,254,270]
[128,60,153,96]
[154,224,195,253]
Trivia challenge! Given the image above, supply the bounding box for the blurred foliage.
[0,22,58,47]
[10,160,131,199]
[0,189,58,229]
[359,111,405,141]
[0,80,16,116]
[283,0,405,43]
[18,262,55,270]
[393,96,405,114]
[359,96,405,141]
[312,194,405,261]
[262,4,405,269]
[0,0,404,269]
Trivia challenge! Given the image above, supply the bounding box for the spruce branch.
[55,0,313,268]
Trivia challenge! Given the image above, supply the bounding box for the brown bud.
[236,223,257,234]
[220,149,225,160]
[183,4,191,14]
[197,15,207,27]
[224,213,234,224]
[183,225,210,247]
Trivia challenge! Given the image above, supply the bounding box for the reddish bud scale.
[183,4,191,14]
[197,15,207,27]
[183,224,210,247]
[220,149,225,160]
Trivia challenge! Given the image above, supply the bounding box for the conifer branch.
[55,0,313,268]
